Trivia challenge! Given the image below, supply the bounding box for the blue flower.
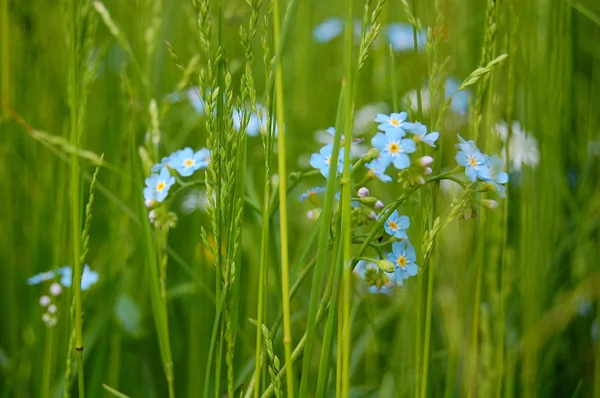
[310,144,345,178]
[186,87,205,115]
[365,159,392,183]
[233,104,274,137]
[455,135,491,182]
[169,147,210,177]
[388,240,418,282]
[298,186,327,202]
[386,23,426,52]
[382,210,410,239]
[374,112,409,133]
[353,261,396,294]
[151,156,171,173]
[371,129,417,170]
[445,78,469,115]
[404,122,439,147]
[57,265,99,291]
[485,155,509,197]
[143,167,176,202]
[313,18,344,42]
[27,270,56,285]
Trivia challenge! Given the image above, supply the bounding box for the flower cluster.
[38,283,62,327]
[455,134,509,197]
[27,265,99,291]
[144,147,210,206]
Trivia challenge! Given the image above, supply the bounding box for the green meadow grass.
[1,0,600,397]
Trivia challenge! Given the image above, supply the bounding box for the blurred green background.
[1,0,600,397]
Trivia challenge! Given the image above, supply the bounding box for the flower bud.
[48,304,57,314]
[49,283,62,297]
[145,198,155,208]
[369,211,377,220]
[362,148,381,164]
[149,210,156,224]
[376,259,396,273]
[481,199,498,209]
[424,167,432,176]
[358,197,378,206]
[307,208,322,221]
[418,156,434,167]
[375,200,384,210]
[417,176,426,185]
[42,313,51,324]
[40,295,51,307]
[358,187,370,197]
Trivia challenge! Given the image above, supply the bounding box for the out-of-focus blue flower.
[310,144,345,178]
[485,155,509,197]
[374,112,409,133]
[455,135,491,182]
[27,265,99,291]
[386,23,426,52]
[27,271,56,285]
[388,240,418,282]
[169,147,210,177]
[186,87,205,115]
[143,167,176,202]
[151,156,171,173]
[233,104,274,137]
[313,18,344,42]
[57,265,99,291]
[298,186,327,202]
[353,260,396,294]
[365,159,392,183]
[445,78,469,115]
[382,210,410,239]
[404,122,439,147]
[371,129,417,170]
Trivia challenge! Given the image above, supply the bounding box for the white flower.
[49,282,62,296]
[39,295,51,307]
[48,304,57,314]
[494,121,540,171]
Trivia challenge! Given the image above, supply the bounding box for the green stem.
[272,0,294,395]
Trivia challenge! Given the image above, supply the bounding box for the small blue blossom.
[371,129,417,170]
[374,112,409,133]
[57,265,99,291]
[151,156,171,173]
[313,18,343,42]
[143,167,176,202]
[455,135,491,182]
[353,261,396,294]
[382,210,410,239]
[365,159,392,183]
[404,122,439,148]
[186,87,205,115]
[233,104,275,137]
[169,147,210,177]
[27,271,56,285]
[298,187,327,202]
[485,155,509,197]
[386,23,426,52]
[445,78,469,115]
[388,240,418,282]
[310,144,345,178]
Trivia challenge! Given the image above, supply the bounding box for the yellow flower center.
[388,142,400,154]
[397,256,407,268]
[468,156,478,168]
[413,135,421,143]
[326,156,331,165]
[184,158,195,168]
[389,119,400,127]
[308,191,316,199]
[156,181,166,192]
[388,221,398,230]
[368,168,376,178]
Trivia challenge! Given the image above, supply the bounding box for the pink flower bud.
[48,304,57,314]
[149,210,156,224]
[145,198,155,208]
[375,200,384,210]
[39,295,51,307]
[424,167,432,175]
[358,187,370,198]
[369,211,377,220]
[418,156,434,167]
[49,283,62,297]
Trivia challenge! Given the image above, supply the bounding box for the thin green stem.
[272,0,294,395]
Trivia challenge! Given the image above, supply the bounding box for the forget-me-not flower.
[310,144,345,178]
[298,187,327,202]
[169,147,210,177]
[484,155,509,197]
[313,18,344,42]
[151,156,172,173]
[186,87,205,115]
[144,167,176,202]
[374,112,409,133]
[57,265,99,291]
[382,210,410,239]
[365,159,392,183]
[386,23,426,52]
[445,78,469,115]
[455,135,491,182]
[404,122,439,147]
[371,129,417,170]
[388,240,418,282]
